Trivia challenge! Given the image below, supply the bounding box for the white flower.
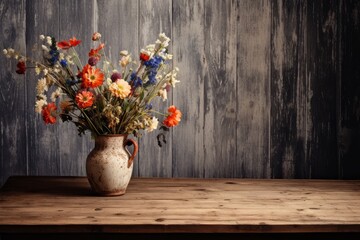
[36,78,48,95]
[2,49,8,55]
[66,55,74,65]
[169,70,180,87]
[8,48,14,55]
[35,99,47,113]
[119,55,132,68]
[43,69,48,75]
[46,36,52,45]
[35,66,41,75]
[38,94,47,101]
[50,88,62,102]
[146,117,159,132]
[158,51,173,60]
[120,50,129,56]
[39,35,45,40]
[158,88,167,101]
[158,33,170,47]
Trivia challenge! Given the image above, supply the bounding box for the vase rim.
[96,134,128,138]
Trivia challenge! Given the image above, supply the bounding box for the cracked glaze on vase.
[86,135,138,196]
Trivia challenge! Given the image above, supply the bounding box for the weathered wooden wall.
[1,0,359,186]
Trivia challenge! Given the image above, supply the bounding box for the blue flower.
[130,72,137,81]
[49,56,59,65]
[60,59,67,67]
[144,56,163,68]
[133,77,143,88]
[145,103,153,110]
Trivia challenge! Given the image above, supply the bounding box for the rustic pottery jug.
[86,135,138,196]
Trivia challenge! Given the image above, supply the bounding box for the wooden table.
[0,177,360,239]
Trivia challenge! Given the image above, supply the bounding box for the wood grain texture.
[203,0,237,177]
[172,0,205,177]
[339,0,360,179]
[0,0,27,185]
[26,0,61,176]
[1,177,360,233]
[270,1,309,178]
[306,0,339,178]
[138,0,173,177]
[58,0,95,176]
[0,0,360,184]
[237,0,271,178]
[96,0,140,177]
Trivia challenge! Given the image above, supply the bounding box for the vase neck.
[95,135,127,148]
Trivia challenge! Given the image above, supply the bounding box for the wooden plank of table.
[0,177,359,233]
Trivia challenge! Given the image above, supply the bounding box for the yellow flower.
[109,79,131,99]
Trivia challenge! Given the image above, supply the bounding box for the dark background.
[0,0,359,187]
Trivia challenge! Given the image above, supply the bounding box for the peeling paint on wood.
[237,0,271,178]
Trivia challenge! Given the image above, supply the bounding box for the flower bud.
[92,32,101,41]
[88,56,99,66]
[111,71,122,82]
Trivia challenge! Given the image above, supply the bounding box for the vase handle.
[124,138,138,168]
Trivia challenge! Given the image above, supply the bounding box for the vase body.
[86,135,138,196]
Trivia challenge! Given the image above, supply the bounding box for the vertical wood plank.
[270,0,309,178]
[58,0,95,176]
[96,0,140,177]
[138,0,173,177]
[0,0,27,187]
[173,0,205,177]
[26,0,60,176]
[237,0,271,178]
[339,0,360,179]
[307,0,339,178]
[203,0,237,177]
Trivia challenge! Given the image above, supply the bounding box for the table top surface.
[0,176,360,233]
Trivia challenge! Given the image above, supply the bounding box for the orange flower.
[81,64,104,88]
[75,91,94,109]
[42,103,57,124]
[163,105,181,127]
[57,36,81,49]
[89,43,105,58]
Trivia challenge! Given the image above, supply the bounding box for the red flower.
[69,37,81,47]
[15,60,26,74]
[81,64,104,88]
[75,91,94,109]
[42,103,57,124]
[163,105,182,127]
[140,52,150,61]
[89,43,105,58]
[57,37,81,49]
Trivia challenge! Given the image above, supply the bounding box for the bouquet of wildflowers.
[3,32,181,144]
